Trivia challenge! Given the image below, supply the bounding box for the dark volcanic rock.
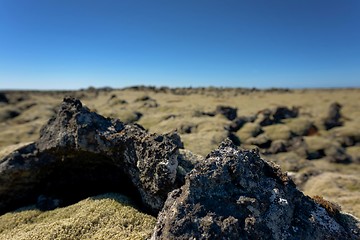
[273,106,299,121]
[324,102,343,130]
[0,92,8,103]
[257,106,299,126]
[0,97,182,215]
[151,139,359,240]
[215,105,237,121]
[36,195,62,211]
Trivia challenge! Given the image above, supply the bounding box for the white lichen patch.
[278,198,288,206]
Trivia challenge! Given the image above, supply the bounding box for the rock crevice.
[0,97,182,215]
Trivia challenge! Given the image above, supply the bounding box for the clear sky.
[0,0,359,90]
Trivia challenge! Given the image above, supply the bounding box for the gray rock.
[0,97,182,214]
[151,139,359,240]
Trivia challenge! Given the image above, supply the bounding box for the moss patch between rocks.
[0,193,156,240]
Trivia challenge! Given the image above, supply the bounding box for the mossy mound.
[330,122,360,144]
[303,172,360,218]
[347,146,360,162]
[284,117,315,136]
[181,131,228,156]
[304,136,336,153]
[0,193,156,240]
[263,124,292,141]
[235,122,261,142]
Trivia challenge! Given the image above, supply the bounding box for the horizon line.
[1,85,360,92]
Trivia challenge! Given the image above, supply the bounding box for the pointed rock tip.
[61,97,83,111]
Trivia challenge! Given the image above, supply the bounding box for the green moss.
[284,117,314,136]
[264,151,310,172]
[330,122,360,142]
[303,172,360,218]
[263,124,291,141]
[181,131,228,156]
[347,146,360,162]
[0,193,156,240]
[236,122,261,141]
[304,136,336,152]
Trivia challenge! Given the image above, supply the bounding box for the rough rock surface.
[0,97,182,214]
[152,139,359,240]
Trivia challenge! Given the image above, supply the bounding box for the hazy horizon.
[2,84,360,92]
[1,1,359,90]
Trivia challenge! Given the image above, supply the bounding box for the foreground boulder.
[0,97,182,214]
[152,139,359,239]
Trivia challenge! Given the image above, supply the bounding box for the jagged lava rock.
[0,97,182,214]
[152,139,359,240]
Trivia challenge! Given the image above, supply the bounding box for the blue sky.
[0,0,359,89]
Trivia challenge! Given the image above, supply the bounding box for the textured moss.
[0,193,156,240]
[235,122,262,141]
[304,136,335,152]
[347,146,360,162]
[284,117,314,136]
[263,124,292,141]
[303,172,360,218]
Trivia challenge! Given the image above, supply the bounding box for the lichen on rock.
[151,139,359,240]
